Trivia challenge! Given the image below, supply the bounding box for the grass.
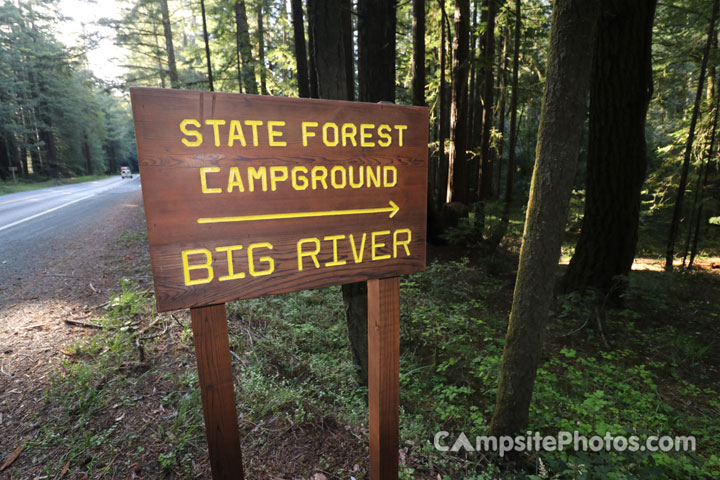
[0,174,113,195]
[13,209,720,478]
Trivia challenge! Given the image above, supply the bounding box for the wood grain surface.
[131,87,428,311]
[368,277,400,479]
[191,304,245,479]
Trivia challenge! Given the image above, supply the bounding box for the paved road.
[0,176,143,286]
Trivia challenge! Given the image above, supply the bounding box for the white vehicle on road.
[121,166,132,179]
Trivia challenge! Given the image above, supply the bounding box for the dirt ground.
[0,193,155,478]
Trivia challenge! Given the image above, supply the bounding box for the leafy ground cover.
[6,206,719,479]
[0,175,112,196]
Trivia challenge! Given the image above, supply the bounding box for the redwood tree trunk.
[412,0,426,107]
[563,0,657,295]
[478,0,496,202]
[160,0,179,88]
[489,0,600,437]
[257,1,268,95]
[505,0,521,205]
[665,0,719,269]
[200,0,214,91]
[290,0,310,97]
[234,0,259,94]
[447,0,470,203]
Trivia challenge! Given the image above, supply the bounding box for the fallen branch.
[0,442,24,471]
[64,319,112,330]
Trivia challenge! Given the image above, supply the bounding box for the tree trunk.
[496,27,509,199]
[505,0,521,206]
[257,1,269,95]
[342,0,354,101]
[358,0,396,103]
[291,0,310,97]
[447,0,470,204]
[234,0,258,94]
[412,0,426,107]
[478,0,496,202]
[689,91,720,267]
[438,1,450,206]
[489,0,600,437]
[665,0,719,270]
[159,0,179,88]
[83,131,93,175]
[307,0,319,98]
[308,0,349,100]
[200,0,214,91]
[562,0,657,296]
[338,0,397,386]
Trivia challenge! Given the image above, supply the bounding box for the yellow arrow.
[197,200,400,224]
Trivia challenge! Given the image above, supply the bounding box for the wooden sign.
[130,87,428,312]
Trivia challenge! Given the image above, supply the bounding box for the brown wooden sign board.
[131,87,427,480]
[130,87,427,312]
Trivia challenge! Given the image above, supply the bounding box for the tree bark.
[200,0,214,91]
[291,0,310,97]
[505,0,521,205]
[234,0,259,94]
[489,0,600,437]
[358,0,396,103]
[563,0,657,296]
[438,1,450,206]
[447,0,470,203]
[308,0,349,100]
[342,0,355,101]
[159,0,179,88]
[257,1,269,95]
[412,0,426,107]
[665,0,719,270]
[496,26,509,198]
[478,0,496,201]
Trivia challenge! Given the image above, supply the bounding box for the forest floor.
[0,175,112,195]
[1,198,719,479]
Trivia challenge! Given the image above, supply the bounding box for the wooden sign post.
[130,87,427,479]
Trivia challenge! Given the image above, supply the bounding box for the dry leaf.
[0,442,24,471]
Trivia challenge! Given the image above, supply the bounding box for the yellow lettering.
[180,119,203,147]
[244,120,263,146]
[360,123,375,147]
[181,248,214,285]
[227,166,245,192]
[215,245,246,281]
[205,119,226,147]
[248,166,268,192]
[248,242,275,277]
[228,120,247,147]
[371,230,391,261]
[330,166,347,189]
[366,165,381,188]
[383,165,397,187]
[324,235,347,267]
[323,122,339,147]
[291,166,309,190]
[393,229,412,258]
[349,166,364,188]
[267,121,287,147]
[302,121,318,146]
[297,238,321,271]
[377,124,392,147]
[200,167,222,194]
[341,123,357,147]
[395,125,407,146]
[311,166,328,189]
[269,166,289,191]
[349,233,366,263]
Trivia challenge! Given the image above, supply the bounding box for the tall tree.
[447,0,470,203]
[340,0,397,386]
[489,0,601,437]
[665,0,720,270]
[257,0,269,95]
[563,0,657,296]
[290,0,310,98]
[505,0,521,205]
[234,0,258,94]
[412,0,426,107]
[159,0,179,88]
[200,0,214,91]
[437,1,450,206]
[478,0,497,202]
